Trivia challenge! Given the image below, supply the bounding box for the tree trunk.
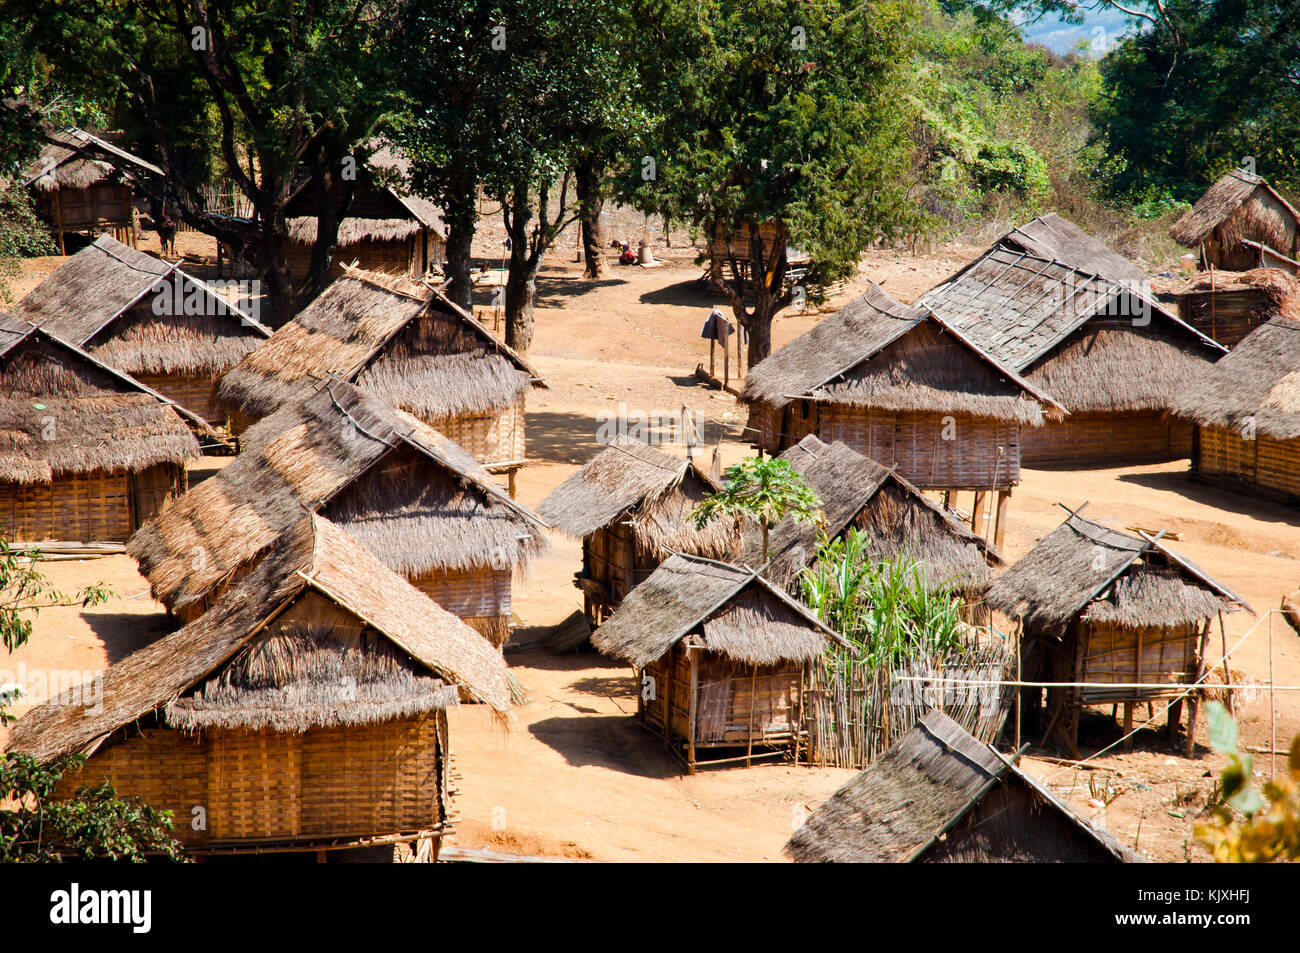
[503,184,538,353]
[441,180,479,311]
[574,154,607,280]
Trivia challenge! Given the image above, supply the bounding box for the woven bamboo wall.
[1021,412,1193,467]
[693,654,801,746]
[1176,289,1272,347]
[0,471,129,542]
[820,407,1020,489]
[56,715,446,850]
[429,395,526,468]
[36,182,135,233]
[1078,621,1199,704]
[640,642,693,739]
[1197,425,1300,497]
[135,373,225,426]
[411,567,511,646]
[287,235,420,281]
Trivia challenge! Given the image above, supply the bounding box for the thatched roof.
[1175,267,1300,318]
[987,506,1248,631]
[19,127,163,193]
[1172,170,1300,249]
[216,269,541,424]
[1001,212,1146,285]
[591,552,845,669]
[11,235,269,376]
[743,283,1056,424]
[920,222,1223,414]
[536,438,738,560]
[0,315,200,483]
[1171,315,1300,440]
[785,710,1141,862]
[6,513,510,763]
[746,436,998,588]
[129,378,546,615]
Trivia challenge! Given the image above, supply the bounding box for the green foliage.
[0,538,109,661]
[622,0,927,298]
[1091,0,1300,199]
[0,188,53,305]
[0,545,180,862]
[693,457,822,562]
[0,754,186,862]
[800,527,964,669]
[1195,702,1300,862]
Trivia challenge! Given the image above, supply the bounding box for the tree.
[3,0,408,324]
[622,0,926,367]
[0,542,184,861]
[693,457,822,563]
[0,188,53,306]
[1195,702,1300,863]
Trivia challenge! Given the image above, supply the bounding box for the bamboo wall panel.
[1021,412,1192,467]
[1197,425,1300,498]
[1176,289,1272,347]
[1078,621,1198,703]
[54,728,208,847]
[36,182,135,233]
[0,470,133,542]
[430,396,526,468]
[129,463,185,529]
[695,655,800,745]
[820,408,1020,489]
[411,568,511,646]
[135,372,225,426]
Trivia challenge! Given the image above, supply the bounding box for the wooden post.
[1218,611,1234,717]
[993,489,1011,550]
[1186,620,1211,758]
[722,332,730,390]
[1122,704,1134,750]
[709,337,716,378]
[663,653,673,753]
[745,665,757,768]
[507,468,517,500]
[971,491,988,535]
[687,648,699,774]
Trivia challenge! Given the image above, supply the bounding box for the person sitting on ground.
[619,242,637,266]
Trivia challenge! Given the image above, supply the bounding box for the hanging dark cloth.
[701,308,733,344]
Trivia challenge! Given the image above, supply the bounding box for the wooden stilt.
[971,491,988,535]
[1122,703,1134,750]
[993,489,1011,550]
[1167,698,1184,742]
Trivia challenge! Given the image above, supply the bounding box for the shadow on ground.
[80,610,174,663]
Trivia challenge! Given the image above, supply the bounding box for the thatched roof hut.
[6,512,508,859]
[1170,314,1300,502]
[19,128,163,252]
[129,378,546,642]
[988,506,1247,751]
[745,435,999,598]
[1172,170,1300,271]
[0,314,200,542]
[592,551,845,771]
[1173,267,1300,348]
[11,234,269,426]
[918,214,1225,467]
[743,282,1055,490]
[216,269,542,478]
[785,710,1142,862]
[537,438,738,625]
[283,146,446,280]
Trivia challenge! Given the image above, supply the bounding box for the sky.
[1015,5,1145,56]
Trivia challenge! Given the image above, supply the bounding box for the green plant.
[1195,701,1300,863]
[693,457,822,563]
[800,527,964,669]
[0,541,183,862]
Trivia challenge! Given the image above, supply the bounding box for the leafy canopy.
[693,457,822,559]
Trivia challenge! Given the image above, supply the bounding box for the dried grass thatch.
[1175,268,1300,322]
[11,234,268,376]
[537,438,738,560]
[1171,316,1300,440]
[987,507,1247,632]
[19,128,163,193]
[0,316,200,483]
[749,436,997,589]
[216,269,539,424]
[921,231,1221,416]
[785,710,1140,862]
[1172,170,1300,251]
[128,378,546,614]
[743,283,1053,424]
[591,552,843,669]
[6,512,511,763]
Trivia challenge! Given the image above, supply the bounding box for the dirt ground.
[3,232,1297,863]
